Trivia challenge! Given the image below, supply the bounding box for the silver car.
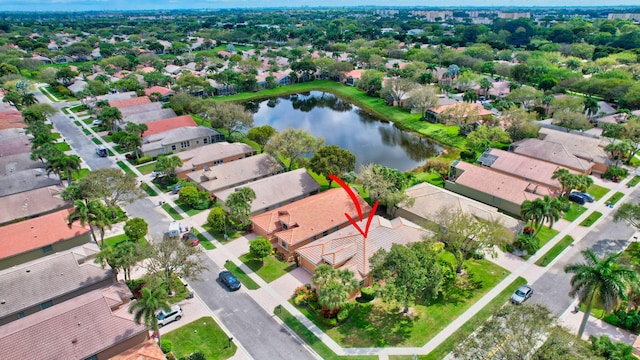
[511,285,533,304]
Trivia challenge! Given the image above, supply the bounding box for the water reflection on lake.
[246,91,442,171]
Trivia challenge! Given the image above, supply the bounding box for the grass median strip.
[607,191,625,205]
[161,203,184,220]
[535,236,574,267]
[140,183,158,196]
[190,228,215,250]
[116,161,135,176]
[579,211,602,227]
[224,261,259,290]
[421,277,528,360]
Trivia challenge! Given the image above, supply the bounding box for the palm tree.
[129,286,171,342]
[521,198,545,232]
[521,195,565,236]
[47,155,82,186]
[21,93,38,107]
[98,106,123,132]
[564,249,637,339]
[312,264,358,317]
[30,142,62,166]
[479,77,493,97]
[67,200,111,247]
[584,96,600,119]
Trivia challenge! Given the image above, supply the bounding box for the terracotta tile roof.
[144,86,174,97]
[175,142,256,173]
[109,96,152,109]
[142,115,197,137]
[0,250,114,319]
[217,168,321,216]
[296,216,429,279]
[0,110,24,130]
[251,187,371,247]
[0,209,91,260]
[452,161,554,206]
[345,69,365,79]
[110,339,166,360]
[0,185,70,225]
[0,283,147,360]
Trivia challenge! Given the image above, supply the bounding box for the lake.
[246,91,442,171]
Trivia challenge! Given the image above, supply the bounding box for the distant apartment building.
[410,10,452,21]
[374,9,398,16]
[497,11,531,19]
[608,13,640,21]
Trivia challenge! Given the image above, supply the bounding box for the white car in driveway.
[511,285,534,304]
[157,305,183,327]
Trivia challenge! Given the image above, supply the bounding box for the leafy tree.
[454,304,555,360]
[552,168,592,196]
[247,125,276,152]
[225,187,256,227]
[462,90,478,103]
[207,101,254,139]
[309,145,356,187]
[428,208,511,274]
[553,111,591,131]
[371,241,444,313]
[356,163,412,214]
[380,77,416,105]
[521,195,567,237]
[404,86,439,119]
[590,335,636,360]
[21,93,37,107]
[265,128,324,171]
[584,97,600,118]
[249,236,272,264]
[67,200,111,247]
[466,125,511,151]
[479,77,493,97]
[507,85,542,109]
[123,217,148,242]
[502,108,541,141]
[178,185,201,208]
[2,90,21,107]
[312,264,359,317]
[614,203,640,230]
[144,234,207,295]
[56,67,78,86]
[30,142,62,166]
[620,119,640,164]
[75,168,144,207]
[207,207,228,233]
[564,249,637,339]
[533,326,598,360]
[129,286,171,342]
[356,70,383,96]
[97,106,123,132]
[154,155,183,176]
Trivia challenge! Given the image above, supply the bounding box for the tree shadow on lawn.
[335,302,414,347]
[243,258,297,273]
[436,271,484,306]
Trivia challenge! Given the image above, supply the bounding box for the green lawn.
[223,261,260,290]
[83,118,93,124]
[74,120,82,126]
[55,142,72,152]
[607,192,625,205]
[162,203,184,220]
[421,277,528,360]
[50,132,61,140]
[537,226,560,249]
[136,162,156,175]
[116,161,136,176]
[91,137,101,145]
[563,203,587,222]
[579,211,603,227]
[62,168,90,181]
[239,253,296,283]
[275,307,377,360]
[190,228,215,250]
[175,199,206,217]
[586,184,610,200]
[629,176,640,187]
[413,171,444,188]
[296,255,508,347]
[103,234,129,247]
[141,183,158,196]
[44,85,76,101]
[163,317,237,360]
[535,236,574,267]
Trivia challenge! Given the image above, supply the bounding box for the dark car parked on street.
[219,271,241,291]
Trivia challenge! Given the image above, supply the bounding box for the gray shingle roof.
[188,153,283,192]
[0,250,114,319]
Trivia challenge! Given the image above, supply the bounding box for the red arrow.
[329,174,379,239]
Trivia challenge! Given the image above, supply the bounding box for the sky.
[0,0,638,12]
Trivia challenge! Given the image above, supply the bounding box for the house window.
[214,160,223,166]
[42,245,53,254]
[203,138,209,144]
[322,231,329,237]
[17,311,25,318]
[171,145,177,151]
[180,141,190,149]
[281,240,287,249]
[83,355,98,360]
[195,140,200,145]
[40,300,53,310]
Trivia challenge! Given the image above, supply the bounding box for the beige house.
[140,126,225,157]
[445,161,558,216]
[510,128,610,176]
[188,153,284,193]
[396,182,523,238]
[0,185,70,226]
[0,248,114,326]
[216,168,320,218]
[175,142,258,178]
[0,209,92,270]
[296,216,430,286]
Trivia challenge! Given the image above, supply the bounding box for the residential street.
[41,90,316,360]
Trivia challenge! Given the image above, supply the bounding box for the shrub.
[359,287,376,302]
[160,339,173,354]
[322,317,337,327]
[460,150,477,161]
[337,304,353,323]
[603,165,629,181]
[189,352,207,360]
[125,279,145,298]
[136,156,153,165]
[523,226,535,235]
[514,234,540,255]
[613,310,640,332]
[293,293,308,306]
